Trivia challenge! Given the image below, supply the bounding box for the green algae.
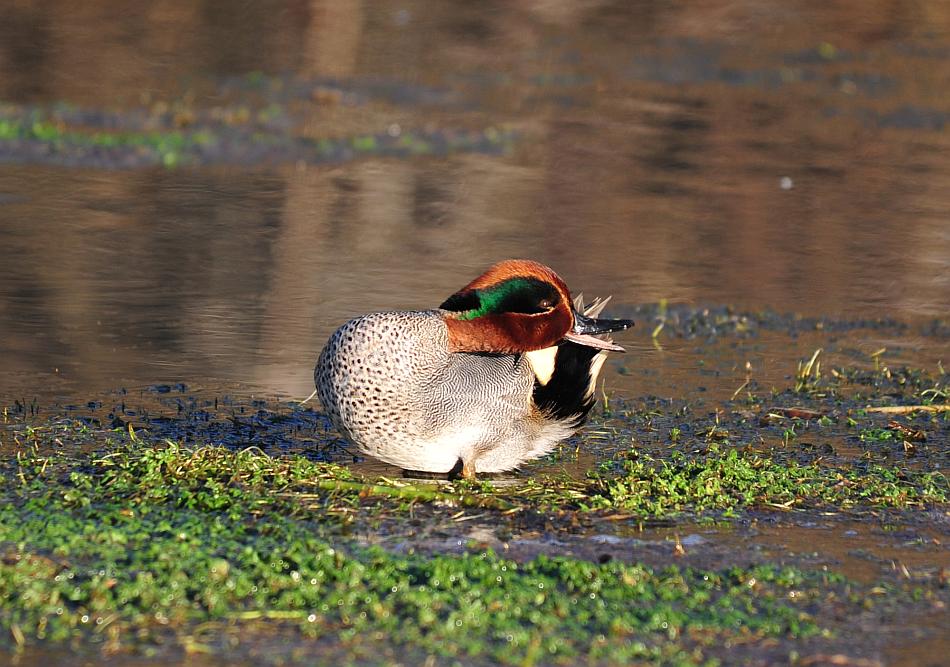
[5,409,947,521]
[1,445,841,665]
[0,118,196,167]
[0,104,516,170]
[581,447,949,516]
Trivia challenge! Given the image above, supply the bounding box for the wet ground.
[1,1,949,665]
[2,311,947,666]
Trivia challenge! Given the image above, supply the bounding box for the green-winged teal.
[315,259,632,478]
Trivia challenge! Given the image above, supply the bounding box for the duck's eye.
[539,298,554,310]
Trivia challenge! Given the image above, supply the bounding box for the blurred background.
[0,1,948,403]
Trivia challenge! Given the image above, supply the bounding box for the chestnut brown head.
[440,259,632,354]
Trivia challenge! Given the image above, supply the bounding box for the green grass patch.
[0,105,517,170]
[582,447,948,516]
[0,444,845,664]
[0,118,193,166]
[858,428,896,443]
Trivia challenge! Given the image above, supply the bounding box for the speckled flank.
[316,311,448,467]
[315,310,591,473]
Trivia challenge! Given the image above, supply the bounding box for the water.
[0,2,948,406]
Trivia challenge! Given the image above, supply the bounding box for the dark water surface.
[1,1,948,405]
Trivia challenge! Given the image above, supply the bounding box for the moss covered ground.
[1,361,948,665]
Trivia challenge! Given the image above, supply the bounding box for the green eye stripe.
[456,278,555,321]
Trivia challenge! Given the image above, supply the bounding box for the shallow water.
[1,1,948,405]
[0,3,949,665]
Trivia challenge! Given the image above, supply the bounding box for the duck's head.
[440,259,633,354]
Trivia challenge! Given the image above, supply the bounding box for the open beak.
[563,310,634,352]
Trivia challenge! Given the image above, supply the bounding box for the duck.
[314,259,632,478]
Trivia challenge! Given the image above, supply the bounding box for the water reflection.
[0,1,948,402]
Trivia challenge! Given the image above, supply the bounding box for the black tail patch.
[532,342,601,427]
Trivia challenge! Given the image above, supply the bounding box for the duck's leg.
[445,458,478,480]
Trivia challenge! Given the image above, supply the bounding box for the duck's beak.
[563,310,634,352]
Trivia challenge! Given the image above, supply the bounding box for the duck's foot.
[442,458,475,480]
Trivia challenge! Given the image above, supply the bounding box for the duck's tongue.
[564,308,633,352]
